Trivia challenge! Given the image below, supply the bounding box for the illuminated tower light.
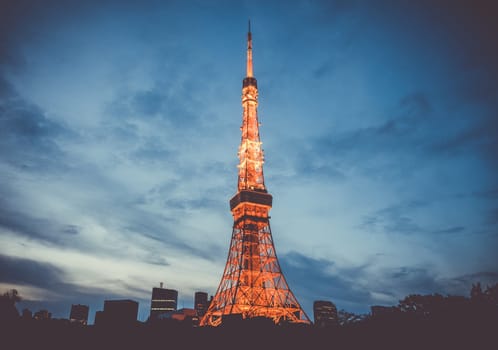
[200,23,310,327]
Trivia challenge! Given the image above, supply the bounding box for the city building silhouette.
[149,283,178,321]
[194,291,209,319]
[95,299,138,326]
[21,308,32,320]
[69,304,89,325]
[313,300,338,328]
[33,309,52,321]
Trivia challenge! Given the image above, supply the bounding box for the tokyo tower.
[200,23,311,327]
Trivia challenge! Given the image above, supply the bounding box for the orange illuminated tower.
[200,23,310,327]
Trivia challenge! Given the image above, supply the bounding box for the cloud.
[432,226,465,235]
[281,91,438,184]
[279,251,468,313]
[0,254,65,289]
[450,271,498,290]
[387,266,441,295]
[360,200,427,235]
[398,93,431,119]
[0,197,78,247]
[0,253,151,322]
[430,115,498,158]
[369,266,493,303]
[280,250,498,315]
[0,77,68,172]
[109,81,201,129]
[280,251,374,313]
[121,212,220,262]
[287,150,346,182]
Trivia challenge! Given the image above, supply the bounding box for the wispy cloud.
[0,78,68,172]
[359,200,427,236]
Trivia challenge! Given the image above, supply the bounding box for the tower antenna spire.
[246,19,253,78]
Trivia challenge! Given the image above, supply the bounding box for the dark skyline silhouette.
[2,283,497,350]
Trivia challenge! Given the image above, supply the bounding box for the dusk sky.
[1,0,497,323]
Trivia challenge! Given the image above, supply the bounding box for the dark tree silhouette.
[484,283,498,307]
[0,289,21,322]
[3,289,21,303]
[471,282,483,299]
[398,293,445,317]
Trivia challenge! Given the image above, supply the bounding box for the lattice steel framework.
[200,23,310,327]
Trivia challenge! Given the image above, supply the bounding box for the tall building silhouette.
[21,308,32,320]
[69,304,89,325]
[194,291,209,318]
[95,299,138,326]
[313,300,338,328]
[150,283,178,320]
[200,23,310,327]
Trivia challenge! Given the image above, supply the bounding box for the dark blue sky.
[1,0,497,323]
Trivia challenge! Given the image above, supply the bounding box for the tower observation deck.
[200,23,310,327]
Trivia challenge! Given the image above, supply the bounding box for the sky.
[1,0,497,323]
